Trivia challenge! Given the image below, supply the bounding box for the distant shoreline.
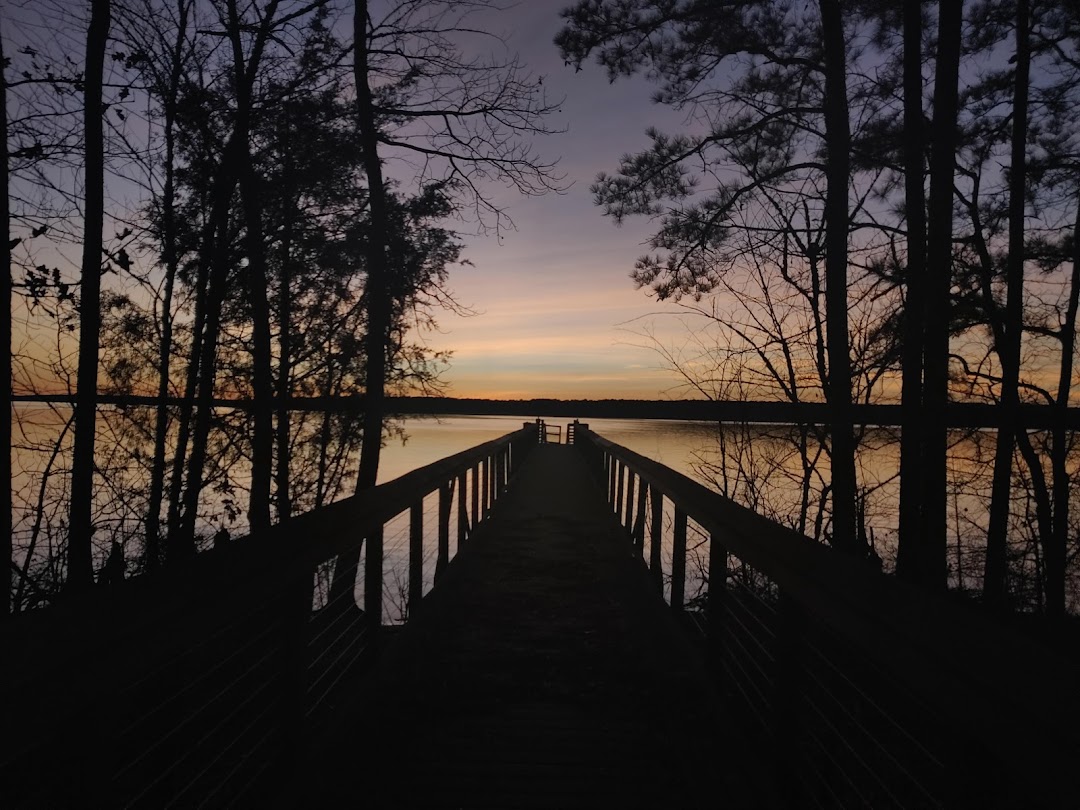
[12,393,1080,429]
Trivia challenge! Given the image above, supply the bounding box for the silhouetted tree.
[984,0,1032,607]
[68,0,112,592]
[897,0,927,579]
[557,0,880,555]
[330,0,563,600]
[1,18,11,616]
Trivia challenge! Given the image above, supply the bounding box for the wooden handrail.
[2,426,537,641]
[577,427,1080,807]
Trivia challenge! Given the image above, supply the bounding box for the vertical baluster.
[457,471,468,546]
[624,470,636,536]
[707,532,728,651]
[607,454,616,505]
[481,457,490,517]
[633,482,647,557]
[496,450,504,498]
[671,508,687,611]
[436,481,452,581]
[774,591,805,802]
[364,525,384,633]
[615,460,625,520]
[408,501,423,618]
[279,564,315,776]
[471,463,480,528]
[649,486,664,595]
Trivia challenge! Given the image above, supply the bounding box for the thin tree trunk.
[67,0,111,591]
[178,220,230,551]
[920,0,964,590]
[164,214,210,552]
[315,351,333,509]
[1048,202,1080,618]
[177,0,280,548]
[897,0,928,580]
[227,0,277,536]
[1,25,12,615]
[275,240,293,521]
[145,0,189,572]
[818,0,859,556]
[14,417,73,612]
[238,160,274,535]
[983,0,1030,608]
[275,125,296,521]
[329,0,391,602]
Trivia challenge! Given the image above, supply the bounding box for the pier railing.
[574,426,1079,809]
[1,424,538,808]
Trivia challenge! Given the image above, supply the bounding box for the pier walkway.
[314,444,762,807]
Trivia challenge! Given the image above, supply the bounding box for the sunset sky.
[413,3,704,400]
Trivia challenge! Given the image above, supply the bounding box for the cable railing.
[573,426,1080,809]
[1,423,538,808]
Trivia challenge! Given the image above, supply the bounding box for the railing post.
[277,565,314,790]
[633,482,647,557]
[481,457,490,517]
[409,501,423,616]
[707,532,728,651]
[494,447,503,498]
[457,471,468,547]
[671,508,687,611]
[649,485,664,595]
[471,462,480,528]
[774,590,805,802]
[615,460,625,519]
[607,454,616,505]
[364,526,384,634]
[436,480,452,581]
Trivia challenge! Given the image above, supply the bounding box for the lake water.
[377,415,717,483]
[11,407,1070,614]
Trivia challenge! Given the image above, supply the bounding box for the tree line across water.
[4,1,1080,621]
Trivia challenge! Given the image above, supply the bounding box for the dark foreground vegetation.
[3,0,1080,626]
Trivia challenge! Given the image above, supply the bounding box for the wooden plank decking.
[311,445,773,808]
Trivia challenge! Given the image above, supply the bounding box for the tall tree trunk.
[145,0,189,572]
[984,0,1031,608]
[275,121,296,521]
[897,0,928,580]
[238,161,274,535]
[178,217,230,551]
[1048,202,1080,618]
[167,162,234,559]
[329,0,391,602]
[67,0,111,591]
[920,0,964,589]
[818,0,859,556]
[164,213,211,553]
[225,0,273,536]
[176,0,280,548]
[1,25,12,615]
[275,217,293,521]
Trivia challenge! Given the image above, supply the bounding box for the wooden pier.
[311,444,767,807]
[4,424,1078,808]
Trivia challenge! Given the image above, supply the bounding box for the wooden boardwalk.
[311,445,771,808]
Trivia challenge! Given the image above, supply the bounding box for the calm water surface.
[378,415,715,483]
